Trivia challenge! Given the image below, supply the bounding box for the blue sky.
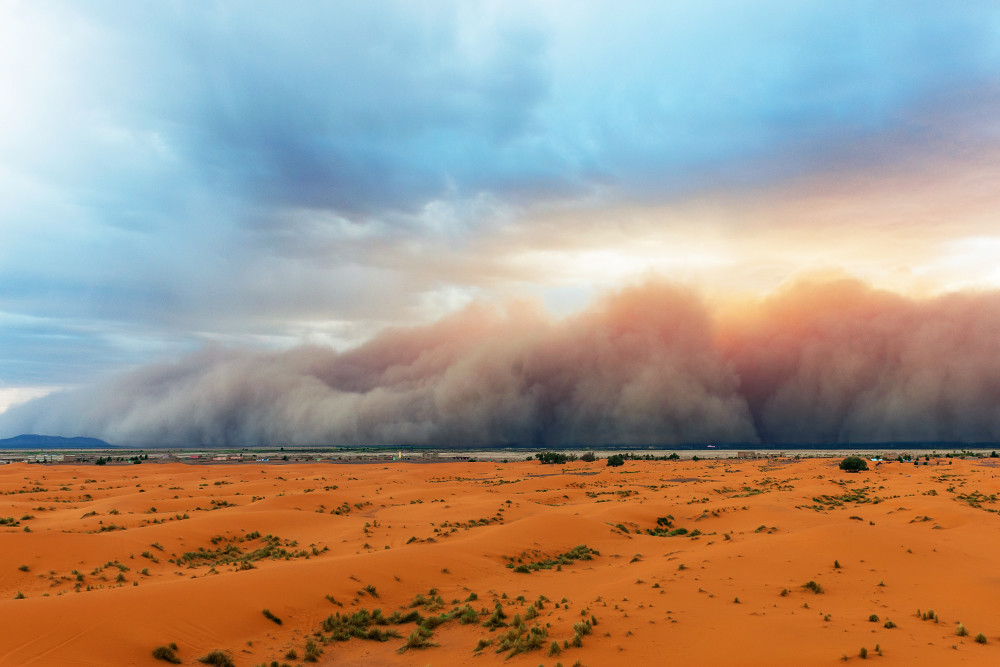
[3,1,1000,412]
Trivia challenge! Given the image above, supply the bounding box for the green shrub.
[802,580,823,594]
[303,638,322,662]
[868,614,879,622]
[606,454,625,467]
[975,633,987,644]
[483,602,508,629]
[859,647,868,659]
[956,624,968,637]
[883,620,896,629]
[398,626,436,653]
[262,609,282,625]
[839,456,869,473]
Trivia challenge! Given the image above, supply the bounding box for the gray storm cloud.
[4,279,1000,447]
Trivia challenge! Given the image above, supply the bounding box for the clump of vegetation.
[975,633,988,644]
[320,609,404,642]
[505,544,599,573]
[398,625,437,653]
[956,623,968,637]
[262,609,282,625]
[493,614,550,658]
[606,454,625,467]
[172,532,309,569]
[152,644,181,663]
[197,650,235,667]
[483,601,509,630]
[802,580,824,594]
[884,620,896,629]
[536,452,575,464]
[839,456,869,473]
[868,614,879,622]
[304,638,322,662]
[859,646,868,659]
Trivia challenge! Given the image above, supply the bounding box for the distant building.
[737,451,758,459]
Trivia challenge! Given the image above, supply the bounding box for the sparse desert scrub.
[7,455,1000,665]
[303,638,322,662]
[152,644,181,663]
[197,650,235,667]
[803,580,824,594]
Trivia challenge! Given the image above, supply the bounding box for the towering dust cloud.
[5,279,1000,446]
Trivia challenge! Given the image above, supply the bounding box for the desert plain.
[1,455,999,665]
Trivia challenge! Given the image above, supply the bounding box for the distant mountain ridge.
[0,434,113,449]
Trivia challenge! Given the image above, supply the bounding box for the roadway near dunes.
[1,455,999,666]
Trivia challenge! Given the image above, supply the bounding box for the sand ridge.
[1,455,999,665]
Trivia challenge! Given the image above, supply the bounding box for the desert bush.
[152,646,181,663]
[262,609,282,625]
[303,638,322,662]
[839,456,869,472]
[197,650,234,667]
[975,633,987,644]
[859,647,868,659]
[459,605,479,624]
[883,620,896,629]
[606,454,625,467]
[956,623,968,637]
[580,452,596,462]
[868,614,879,622]
[483,602,508,630]
[802,580,824,594]
[398,625,436,653]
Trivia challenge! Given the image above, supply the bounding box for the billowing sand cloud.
[1,283,755,447]
[5,278,1000,447]
[721,278,1000,444]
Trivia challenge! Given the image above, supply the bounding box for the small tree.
[839,456,868,473]
[606,454,625,467]
[580,451,596,462]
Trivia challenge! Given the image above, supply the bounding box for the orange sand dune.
[1,455,1000,665]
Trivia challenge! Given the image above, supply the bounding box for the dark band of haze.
[4,278,1000,447]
